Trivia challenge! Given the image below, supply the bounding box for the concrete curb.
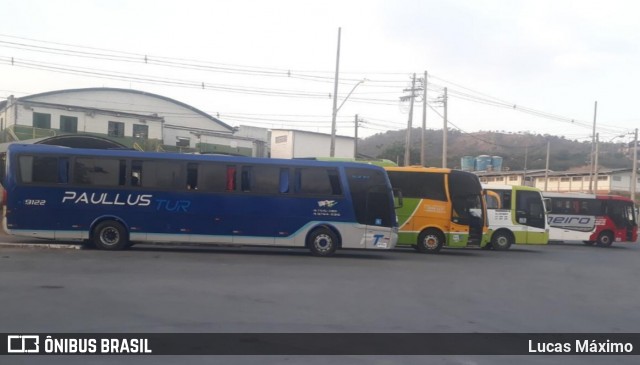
[0,242,82,250]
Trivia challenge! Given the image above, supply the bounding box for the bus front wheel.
[596,231,614,247]
[93,221,129,250]
[417,229,444,254]
[307,228,338,257]
[491,230,513,251]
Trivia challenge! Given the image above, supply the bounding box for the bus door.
[515,190,547,243]
[364,185,395,249]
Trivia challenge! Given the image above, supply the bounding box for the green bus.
[483,184,549,250]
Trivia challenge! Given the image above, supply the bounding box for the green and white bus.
[482,184,549,250]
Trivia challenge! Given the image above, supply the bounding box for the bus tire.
[491,230,513,251]
[307,227,338,257]
[596,231,614,247]
[417,229,444,254]
[92,220,129,250]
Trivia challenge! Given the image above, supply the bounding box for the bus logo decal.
[547,215,595,231]
[318,200,337,208]
[62,191,152,207]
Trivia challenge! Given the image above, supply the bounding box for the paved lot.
[1,235,639,364]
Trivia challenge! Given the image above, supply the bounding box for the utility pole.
[588,101,598,193]
[403,73,417,166]
[421,71,428,166]
[594,133,600,193]
[442,87,448,168]
[632,128,638,202]
[329,27,341,157]
[354,114,359,158]
[544,139,550,191]
[523,145,528,186]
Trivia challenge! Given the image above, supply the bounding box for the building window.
[495,177,504,182]
[572,176,582,181]
[108,121,125,137]
[597,176,608,181]
[60,115,78,133]
[33,112,51,129]
[560,177,570,182]
[508,176,518,181]
[613,176,622,182]
[133,124,148,139]
[549,177,558,182]
[176,137,190,147]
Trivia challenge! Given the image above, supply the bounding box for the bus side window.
[58,157,69,184]
[226,166,236,191]
[501,191,511,210]
[241,166,252,192]
[279,168,289,193]
[187,163,198,190]
[131,160,142,187]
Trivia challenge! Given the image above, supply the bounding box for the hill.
[358,129,633,171]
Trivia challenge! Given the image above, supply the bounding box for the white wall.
[270,130,355,159]
[15,104,163,139]
[292,131,354,159]
[270,130,294,159]
[24,89,232,144]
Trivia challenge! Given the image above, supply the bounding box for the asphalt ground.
[1,233,639,364]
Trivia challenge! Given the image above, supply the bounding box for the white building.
[270,129,355,159]
[0,88,265,156]
[476,168,639,202]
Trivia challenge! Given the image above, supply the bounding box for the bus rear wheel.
[93,221,129,250]
[596,231,614,247]
[491,230,513,251]
[307,228,338,257]
[417,229,444,254]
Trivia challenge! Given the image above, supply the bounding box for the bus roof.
[596,194,635,202]
[5,144,387,171]
[384,166,454,174]
[481,184,542,192]
[542,192,596,199]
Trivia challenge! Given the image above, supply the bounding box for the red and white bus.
[543,192,637,246]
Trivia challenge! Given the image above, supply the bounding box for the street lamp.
[330,79,366,157]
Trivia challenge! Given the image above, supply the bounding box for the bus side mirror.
[393,188,403,209]
[543,198,552,214]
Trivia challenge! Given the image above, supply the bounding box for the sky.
[1,0,638,144]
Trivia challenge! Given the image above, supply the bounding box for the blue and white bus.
[2,144,398,256]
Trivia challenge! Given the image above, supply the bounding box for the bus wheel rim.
[425,235,438,249]
[314,234,332,251]
[100,227,120,245]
